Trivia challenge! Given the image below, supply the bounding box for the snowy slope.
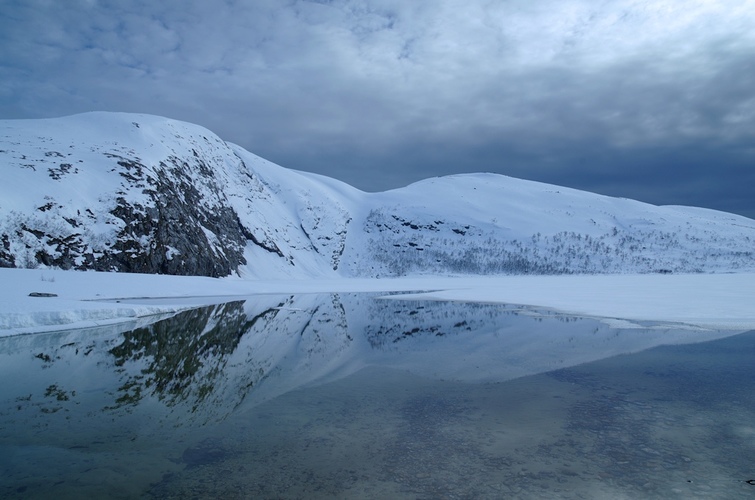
[341,174,755,276]
[2,112,754,278]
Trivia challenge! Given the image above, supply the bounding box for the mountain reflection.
[0,293,738,430]
[108,301,275,412]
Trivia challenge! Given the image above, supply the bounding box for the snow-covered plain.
[2,268,753,336]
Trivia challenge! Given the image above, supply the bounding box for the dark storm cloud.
[1,0,754,217]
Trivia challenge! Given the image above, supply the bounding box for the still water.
[0,293,753,499]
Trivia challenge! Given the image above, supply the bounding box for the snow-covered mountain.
[1,112,754,278]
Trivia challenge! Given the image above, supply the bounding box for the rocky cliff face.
[0,113,312,277]
[92,154,251,276]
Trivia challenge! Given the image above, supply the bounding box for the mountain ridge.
[2,112,754,278]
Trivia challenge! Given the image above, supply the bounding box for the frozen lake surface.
[1,293,753,499]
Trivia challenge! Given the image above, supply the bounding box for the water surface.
[0,293,753,498]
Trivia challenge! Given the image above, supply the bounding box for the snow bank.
[1,268,754,336]
[388,273,755,331]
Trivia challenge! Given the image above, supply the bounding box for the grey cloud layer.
[2,0,754,216]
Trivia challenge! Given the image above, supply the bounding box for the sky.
[2,0,754,218]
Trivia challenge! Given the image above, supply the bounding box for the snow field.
[2,268,754,336]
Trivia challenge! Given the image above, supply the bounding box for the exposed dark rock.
[88,157,249,277]
[0,234,14,268]
[5,151,252,276]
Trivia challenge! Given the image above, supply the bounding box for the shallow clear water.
[0,293,753,499]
